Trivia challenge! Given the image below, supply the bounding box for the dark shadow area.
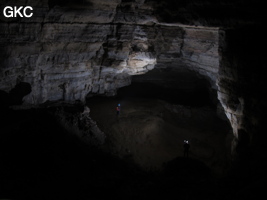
[0,108,142,199]
[0,106,265,199]
[0,90,9,110]
[117,81,211,106]
[0,82,31,110]
[9,82,31,105]
[0,108,226,199]
[150,0,265,26]
[117,69,213,107]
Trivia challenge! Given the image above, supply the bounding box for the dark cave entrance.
[87,68,232,174]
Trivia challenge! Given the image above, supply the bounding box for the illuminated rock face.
[0,0,218,105]
[217,27,266,157]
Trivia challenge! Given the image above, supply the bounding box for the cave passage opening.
[87,67,232,175]
[118,67,213,106]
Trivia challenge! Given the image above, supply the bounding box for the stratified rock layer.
[217,26,267,159]
[0,0,218,105]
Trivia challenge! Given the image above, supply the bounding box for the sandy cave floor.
[87,96,233,175]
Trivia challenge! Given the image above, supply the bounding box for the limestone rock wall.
[182,26,219,87]
[217,26,267,158]
[0,0,156,104]
[0,0,219,105]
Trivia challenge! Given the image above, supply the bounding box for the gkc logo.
[3,6,33,18]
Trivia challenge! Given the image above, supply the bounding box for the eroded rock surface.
[0,0,218,105]
[217,27,267,159]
